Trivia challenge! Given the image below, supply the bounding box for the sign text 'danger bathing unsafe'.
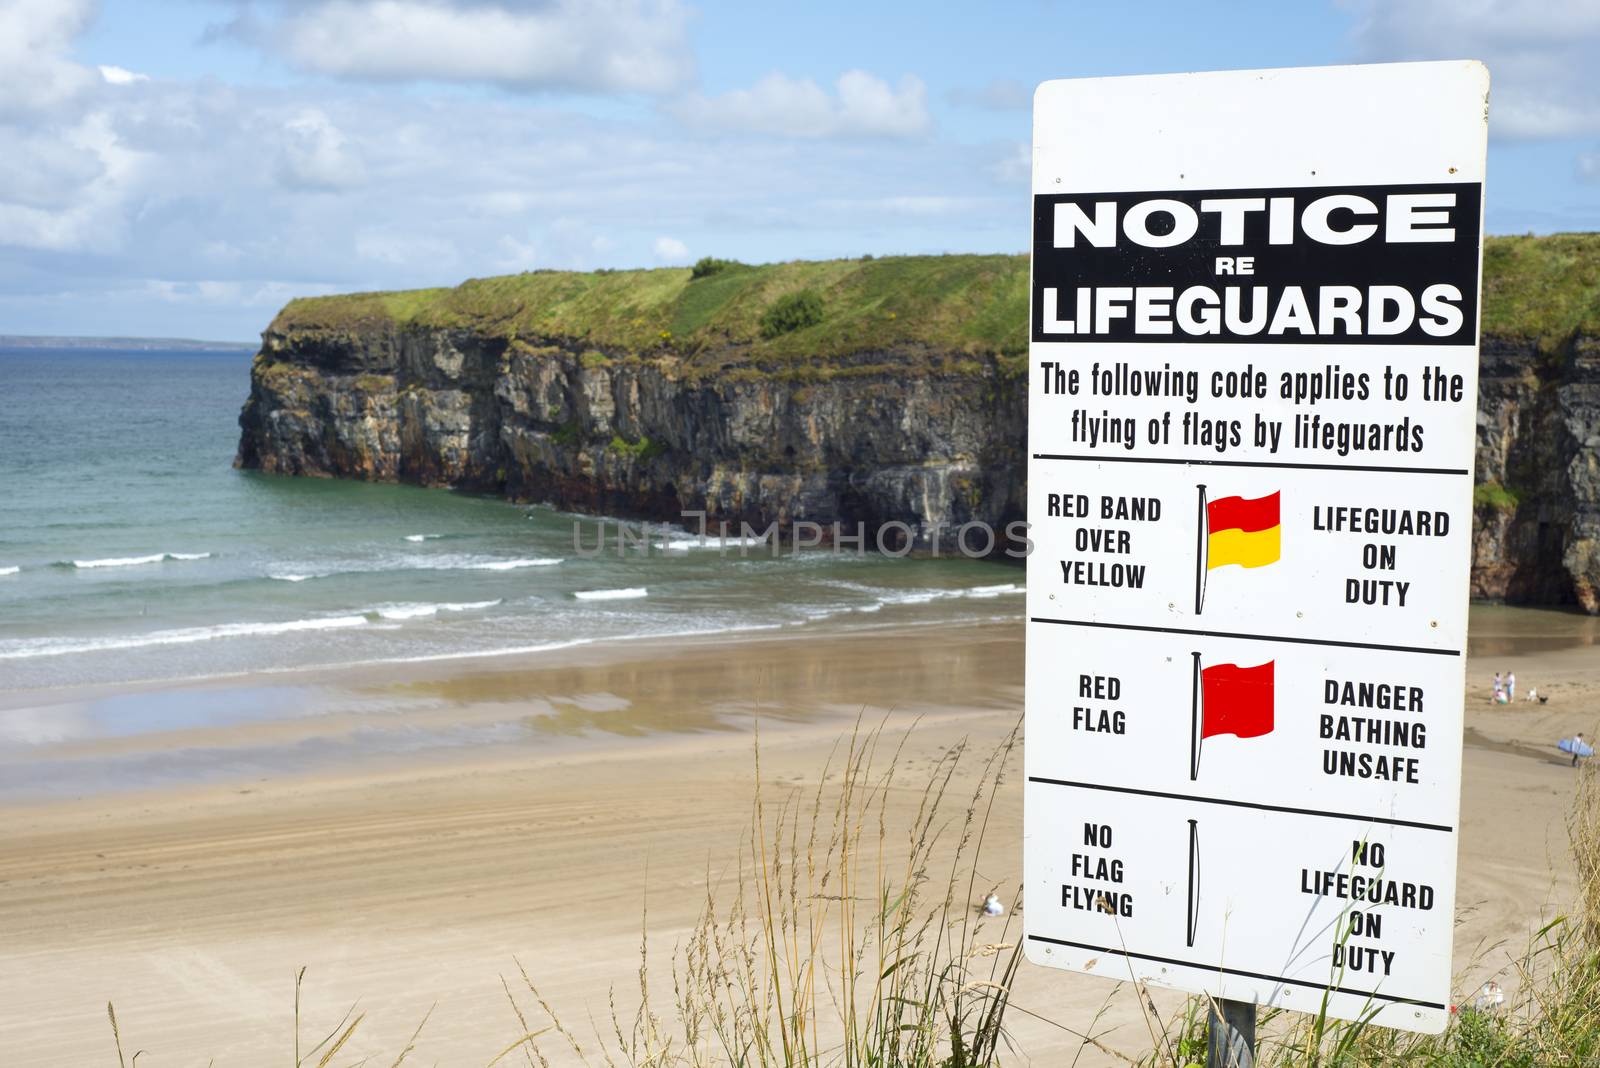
[1023,62,1488,1034]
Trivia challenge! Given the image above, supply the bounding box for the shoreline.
[0,616,1023,803]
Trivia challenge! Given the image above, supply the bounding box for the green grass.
[269,254,1033,377]
[607,434,666,461]
[268,234,1600,380]
[1474,480,1522,511]
[1482,233,1600,350]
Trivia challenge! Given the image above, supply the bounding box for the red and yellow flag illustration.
[1206,491,1281,570]
[1200,660,1275,739]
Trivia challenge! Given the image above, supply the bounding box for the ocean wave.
[62,552,212,570]
[403,534,442,542]
[658,534,770,552]
[265,555,562,580]
[0,566,18,577]
[574,587,648,601]
[0,614,369,661]
[366,599,502,621]
[816,579,1025,607]
[964,582,1025,598]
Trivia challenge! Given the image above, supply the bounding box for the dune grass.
[501,721,1033,1068]
[102,730,1600,1066]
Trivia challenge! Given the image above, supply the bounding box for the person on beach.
[1570,734,1588,768]
[1507,671,1516,701]
[1493,672,1502,701]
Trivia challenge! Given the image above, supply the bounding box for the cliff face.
[1472,335,1600,611]
[235,326,1027,551]
[235,249,1600,612]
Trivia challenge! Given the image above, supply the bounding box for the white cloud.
[98,65,149,86]
[492,234,539,271]
[269,0,694,95]
[0,0,100,119]
[988,141,1030,185]
[0,4,1007,337]
[671,70,931,139]
[277,108,365,191]
[652,235,689,262]
[354,228,459,266]
[1346,0,1600,139]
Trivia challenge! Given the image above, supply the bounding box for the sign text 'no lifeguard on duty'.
[1023,61,1489,1033]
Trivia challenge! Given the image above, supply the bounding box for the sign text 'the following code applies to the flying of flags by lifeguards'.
[1022,61,1487,1034]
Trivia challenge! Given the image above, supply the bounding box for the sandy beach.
[1,614,1597,1066]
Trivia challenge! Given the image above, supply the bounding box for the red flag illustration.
[1201,660,1275,739]
[1189,655,1275,780]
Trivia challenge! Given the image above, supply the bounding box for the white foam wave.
[403,534,441,542]
[265,555,562,580]
[574,587,648,601]
[0,615,369,661]
[965,582,1024,598]
[0,566,18,577]
[367,600,502,621]
[815,579,1025,608]
[658,534,769,552]
[67,552,211,570]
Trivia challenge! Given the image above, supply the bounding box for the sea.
[0,346,1025,696]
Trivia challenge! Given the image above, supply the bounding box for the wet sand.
[0,614,1594,1065]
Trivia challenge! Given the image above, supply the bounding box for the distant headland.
[0,335,255,352]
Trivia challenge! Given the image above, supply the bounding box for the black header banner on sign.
[1030,182,1482,345]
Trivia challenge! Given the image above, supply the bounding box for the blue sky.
[3,0,1598,340]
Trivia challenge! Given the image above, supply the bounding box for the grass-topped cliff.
[268,234,1600,377]
[1482,233,1600,350]
[269,253,1030,378]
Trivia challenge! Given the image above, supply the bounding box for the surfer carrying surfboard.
[1560,733,1592,767]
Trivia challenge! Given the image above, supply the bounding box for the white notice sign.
[1023,62,1488,1034]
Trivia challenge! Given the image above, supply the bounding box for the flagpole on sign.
[1185,819,1199,948]
[1189,652,1202,781]
[1194,485,1208,615]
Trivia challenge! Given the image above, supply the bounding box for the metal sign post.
[1023,61,1489,1041]
[1209,998,1255,1068]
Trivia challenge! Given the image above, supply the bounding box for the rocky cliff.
[237,243,1600,611]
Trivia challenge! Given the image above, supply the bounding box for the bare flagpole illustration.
[1186,819,1200,949]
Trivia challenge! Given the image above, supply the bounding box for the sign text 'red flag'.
[1207,491,1281,570]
